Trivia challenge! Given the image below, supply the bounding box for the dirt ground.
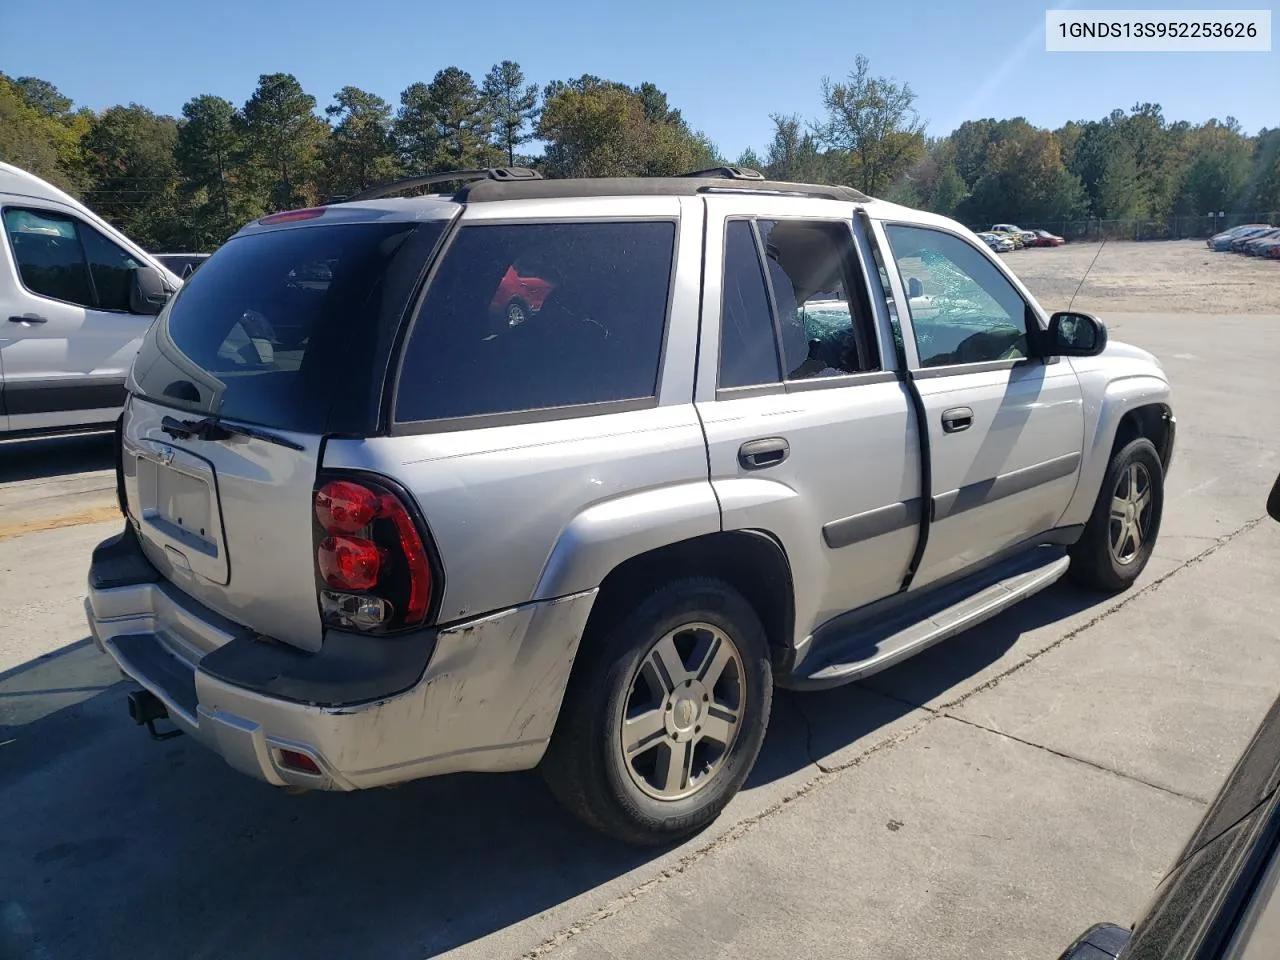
[1001,239,1280,315]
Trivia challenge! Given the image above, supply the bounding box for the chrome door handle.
[739,437,790,470]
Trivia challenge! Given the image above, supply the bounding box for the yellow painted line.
[0,505,122,542]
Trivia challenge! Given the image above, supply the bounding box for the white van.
[0,162,182,437]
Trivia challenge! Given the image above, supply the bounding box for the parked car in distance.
[1258,239,1280,260]
[1210,224,1272,251]
[152,252,211,279]
[1031,229,1066,247]
[991,223,1028,248]
[487,261,556,325]
[86,166,1175,845]
[977,231,1016,253]
[1236,228,1280,254]
[1058,468,1280,960]
[0,162,182,438]
[1018,230,1037,246]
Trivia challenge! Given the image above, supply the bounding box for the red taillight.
[385,496,431,623]
[259,206,327,225]
[312,477,434,632]
[318,536,384,590]
[315,480,381,533]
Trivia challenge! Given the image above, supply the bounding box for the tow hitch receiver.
[127,689,184,741]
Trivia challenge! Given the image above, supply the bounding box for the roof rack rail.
[678,166,766,181]
[343,167,542,203]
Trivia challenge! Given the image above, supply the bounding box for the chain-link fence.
[968,213,1280,242]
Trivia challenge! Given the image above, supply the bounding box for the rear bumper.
[86,525,597,790]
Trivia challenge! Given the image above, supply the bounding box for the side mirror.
[907,277,924,298]
[1047,311,1107,357]
[129,266,172,316]
[1268,473,1280,523]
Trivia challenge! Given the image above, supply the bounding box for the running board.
[785,548,1072,690]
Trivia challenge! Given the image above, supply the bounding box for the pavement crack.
[937,515,1265,713]
[942,712,1209,805]
[787,694,828,772]
[519,714,934,959]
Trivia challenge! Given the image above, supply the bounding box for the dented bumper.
[85,526,597,790]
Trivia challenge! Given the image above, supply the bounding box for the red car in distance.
[489,263,555,325]
[1030,229,1065,247]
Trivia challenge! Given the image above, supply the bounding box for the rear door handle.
[739,437,790,470]
[8,314,48,324]
[941,407,974,433]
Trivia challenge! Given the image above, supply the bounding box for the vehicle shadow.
[0,431,114,483]
[0,580,1110,960]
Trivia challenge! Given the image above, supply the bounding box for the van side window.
[2,207,142,312]
[82,224,142,311]
[2,207,94,307]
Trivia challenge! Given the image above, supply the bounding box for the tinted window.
[396,221,676,423]
[758,219,874,380]
[718,221,780,389]
[2,207,94,307]
[156,254,209,278]
[885,224,1030,368]
[133,221,441,433]
[81,224,141,311]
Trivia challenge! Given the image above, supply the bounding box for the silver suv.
[85,167,1175,844]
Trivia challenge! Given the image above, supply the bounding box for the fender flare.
[531,481,722,601]
[1060,373,1172,527]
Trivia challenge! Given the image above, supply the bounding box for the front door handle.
[8,313,48,324]
[941,407,974,433]
[739,437,790,470]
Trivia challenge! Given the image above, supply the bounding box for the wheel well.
[582,531,796,668]
[1112,403,1173,469]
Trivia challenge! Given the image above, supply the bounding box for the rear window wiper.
[160,415,305,451]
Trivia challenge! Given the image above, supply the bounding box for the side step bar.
[784,548,1072,690]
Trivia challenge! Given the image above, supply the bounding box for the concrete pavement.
[1,312,1278,960]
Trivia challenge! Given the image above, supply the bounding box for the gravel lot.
[1003,239,1280,315]
[2,243,1279,960]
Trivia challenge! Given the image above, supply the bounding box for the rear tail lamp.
[312,477,434,633]
[317,536,384,591]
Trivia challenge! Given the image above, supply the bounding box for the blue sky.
[2,0,1275,157]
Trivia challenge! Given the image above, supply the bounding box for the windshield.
[131,220,447,434]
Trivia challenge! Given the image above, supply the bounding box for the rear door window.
[757,219,879,380]
[718,220,781,389]
[395,220,676,424]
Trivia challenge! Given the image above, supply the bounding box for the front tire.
[1069,437,1164,592]
[541,578,773,845]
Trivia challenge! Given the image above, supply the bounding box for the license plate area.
[131,443,229,585]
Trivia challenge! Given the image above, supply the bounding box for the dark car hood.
[1175,692,1280,865]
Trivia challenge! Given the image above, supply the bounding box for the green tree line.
[2,57,1277,251]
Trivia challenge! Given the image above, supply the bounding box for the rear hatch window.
[131,220,446,434]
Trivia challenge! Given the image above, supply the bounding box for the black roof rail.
[342,167,542,203]
[678,166,766,181]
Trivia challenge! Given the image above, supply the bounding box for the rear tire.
[1069,437,1164,592]
[540,578,772,846]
